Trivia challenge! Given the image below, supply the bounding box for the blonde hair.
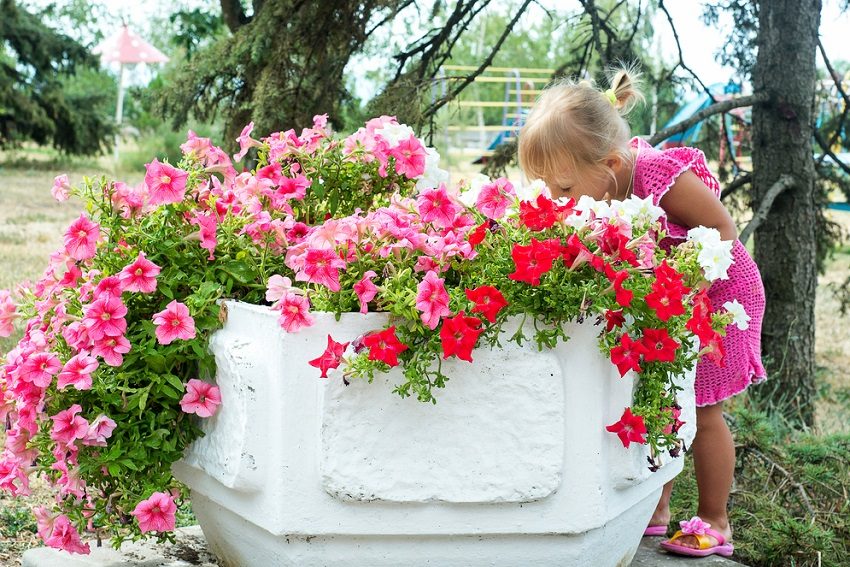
[518,66,644,191]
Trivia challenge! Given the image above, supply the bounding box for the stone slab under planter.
[173,300,697,567]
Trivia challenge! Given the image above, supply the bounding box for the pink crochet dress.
[630,137,767,406]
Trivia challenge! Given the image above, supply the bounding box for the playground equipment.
[435,65,554,165]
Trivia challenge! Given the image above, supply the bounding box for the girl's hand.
[659,170,738,242]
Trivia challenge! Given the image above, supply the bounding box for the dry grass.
[0,159,848,564]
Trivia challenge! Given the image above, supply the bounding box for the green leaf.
[224,260,255,284]
[146,353,167,373]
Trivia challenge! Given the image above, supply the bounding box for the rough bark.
[750,0,821,426]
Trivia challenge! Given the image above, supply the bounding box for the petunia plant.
[0,115,440,553]
[285,178,742,465]
[0,114,745,555]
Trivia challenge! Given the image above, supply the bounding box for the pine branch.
[814,131,850,176]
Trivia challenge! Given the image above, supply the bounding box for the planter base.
[176,302,697,567]
[190,488,660,567]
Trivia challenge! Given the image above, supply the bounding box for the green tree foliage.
[0,0,114,155]
[155,0,406,149]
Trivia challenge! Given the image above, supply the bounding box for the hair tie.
[604,89,617,105]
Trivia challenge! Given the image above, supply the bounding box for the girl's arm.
[659,170,738,241]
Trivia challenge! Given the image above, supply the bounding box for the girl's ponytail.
[607,65,644,116]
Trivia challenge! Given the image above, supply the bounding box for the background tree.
[0,0,114,155]
[155,0,407,147]
[750,0,822,425]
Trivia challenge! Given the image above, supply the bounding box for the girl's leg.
[649,481,673,527]
[676,401,735,548]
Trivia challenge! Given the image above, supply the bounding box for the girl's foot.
[665,516,732,550]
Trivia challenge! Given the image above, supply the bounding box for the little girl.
[518,69,766,558]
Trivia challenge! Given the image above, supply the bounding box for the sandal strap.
[666,530,720,550]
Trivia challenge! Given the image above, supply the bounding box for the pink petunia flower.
[179,379,221,418]
[276,292,315,332]
[44,514,90,555]
[415,270,451,330]
[233,122,262,162]
[93,275,124,298]
[83,295,128,341]
[63,215,100,261]
[18,351,62,388]
[266,275,297,303]
[295,248,346,292]
[353,271,378,313]
[475,177,515,220]
[189,211,218,260]
[152,300,196,345]
[51,174,72,202]
[144,159,190,206]
[416,184,462,229]
[57,351,99,390]
[389,134,427,178]
[50,404,89,447]
[81,414,117,447]
[0,289,17,337]
[91,335,131,367]
[118,252,161,293]
[131,491,177,534]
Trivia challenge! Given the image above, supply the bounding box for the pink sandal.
[659,516,734,557]
[643,525,667,537]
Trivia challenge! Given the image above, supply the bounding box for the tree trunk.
[751,0,821,426]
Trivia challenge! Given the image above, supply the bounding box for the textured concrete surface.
[634,535,744,566]
[22,526,219,567]
[22,527,745,566]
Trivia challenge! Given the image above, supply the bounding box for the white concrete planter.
[173,300,696,567]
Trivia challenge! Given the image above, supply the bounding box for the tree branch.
[739,174,795,246]
[815,39,850,168]
[579,0,607,66]
[220,0,250,31]
[814,130,850,176]
[746,447,817,517]
[720,172,752,201]
[648,92,768,146]
[658,0,714,100]
[421,0,533,119]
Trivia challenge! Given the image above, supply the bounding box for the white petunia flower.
[722,300,750,330]
[415,146,450,193]
[458,173,492,207]
[687,225,723,247]
[375,122,416,146]
[697,240,734,281]
[516,179,550,202]
[625,194,665,225]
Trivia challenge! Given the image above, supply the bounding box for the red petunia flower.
[518,194,558,231]
[363,326,408,367]
[641,328,680,362]
[468,221,488,248]
[439,311,483,362]
[607,269,634,307]
[606,407,648,448]
[465,286,508,323]
[610,332,646,377]
[604,309,626,332]
[508,237,560,286]
[308,335,350,378]
[645,281,686,322]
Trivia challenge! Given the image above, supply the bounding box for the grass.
[0,151,849,566]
